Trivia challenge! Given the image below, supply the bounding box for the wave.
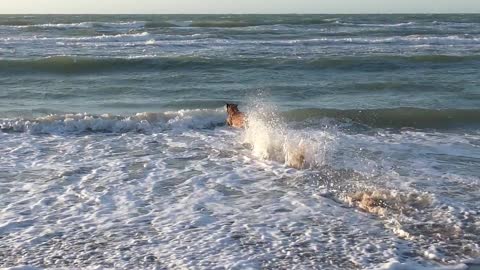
[283,108,480,129]
[2,21,146,29]
[432,21,480,27]
[4,32,150,43]
[289,35,480,45]
[2,108,476,135]
[0,55,204,74]
[0,109,227,134]
[143,19,475,29]
[25,22,93,29]
[5,34,480,48]
[1,18,334,29]
[335,21,416,27]
[178,35,480,46]
[189,19,331,28]
[94,21,146,28]
[151,18,336,28]
[2,32,216,43]
[150,18,421,28]
[3,16,480,31]
[1,54,479,74]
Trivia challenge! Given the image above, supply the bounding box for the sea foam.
[0,109,226,134]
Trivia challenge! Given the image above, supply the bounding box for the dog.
[226,103,246,128]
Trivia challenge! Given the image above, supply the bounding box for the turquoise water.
[0,14,479,269]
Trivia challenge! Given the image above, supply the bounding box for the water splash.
[242,98,335,169]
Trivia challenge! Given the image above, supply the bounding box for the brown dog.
[226,103,246,128]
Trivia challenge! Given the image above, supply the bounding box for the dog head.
[226,103,239,115]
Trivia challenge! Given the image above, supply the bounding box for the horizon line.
[1,12,480,15]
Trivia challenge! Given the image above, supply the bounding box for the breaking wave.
[1,107,479,134]
[0,109,226,134]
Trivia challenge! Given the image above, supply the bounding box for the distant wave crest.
[2,21,146,29]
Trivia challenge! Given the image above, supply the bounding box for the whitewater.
[1,14,479,270]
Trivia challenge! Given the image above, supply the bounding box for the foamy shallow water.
[1,108,479,269]
[1,13,480,270]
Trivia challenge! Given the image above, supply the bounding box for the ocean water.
[0,14,479,269]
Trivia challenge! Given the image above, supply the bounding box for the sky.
[1,0,480,14]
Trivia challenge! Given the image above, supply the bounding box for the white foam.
[145,39,156,45]
[2,32,151,43]
[97,21,146,29]
[243,103,334,169]
[6,22,93,29]
[375,259,468,270]
[283,35,480,45]
[1,266,41,270]
[0,109,226,134]
[337,21,416,27]
[59,31,150,42]
[1,105,478,269]
[5,31,479,47]
[4,21,145,29]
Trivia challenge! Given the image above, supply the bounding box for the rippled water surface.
[0,14,480,269]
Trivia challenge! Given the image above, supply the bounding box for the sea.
[0,14,479,270]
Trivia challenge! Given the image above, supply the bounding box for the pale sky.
[1,0,480,14]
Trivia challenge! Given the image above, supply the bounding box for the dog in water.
[226,103,246,128]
